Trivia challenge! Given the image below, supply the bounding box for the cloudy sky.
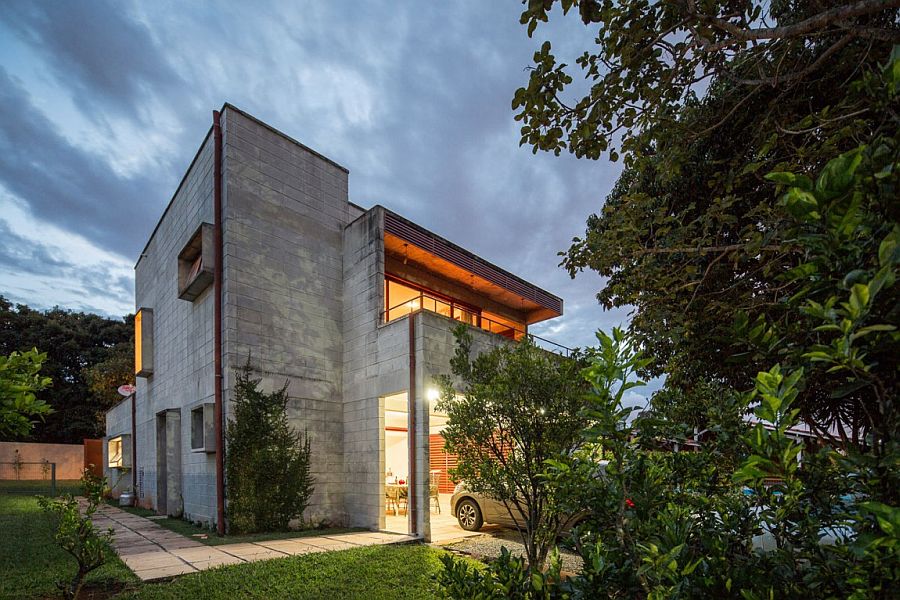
[0,0,648,393]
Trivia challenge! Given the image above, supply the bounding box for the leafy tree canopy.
[514,1,899,440]
[0,296,133,443]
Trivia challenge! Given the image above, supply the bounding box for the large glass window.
[385,278,422,321]
[384,277,477,323]
[383,275,525,339]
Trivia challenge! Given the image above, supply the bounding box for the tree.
[225,362,314,534]
[38,470,114,600]
[513,1,899,439]
[0,349,52,438]
[437,325,589,569]
[0,297,132,442]
[516,0,898,162]
[83,340,134,412]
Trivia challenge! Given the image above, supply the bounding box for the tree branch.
[735,34,855,86]
[635,243,787,256]
[694,0,900,45]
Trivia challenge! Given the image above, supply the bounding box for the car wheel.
[456,498,483,531]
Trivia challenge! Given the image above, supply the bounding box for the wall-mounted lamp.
[426,387,440,402]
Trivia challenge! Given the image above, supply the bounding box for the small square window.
[107,435,132,468]
[190,403,216,453]
[178,223,215,301]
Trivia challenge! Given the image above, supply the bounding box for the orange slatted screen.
[429,434,459,493]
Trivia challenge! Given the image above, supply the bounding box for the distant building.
[103,104,565,540]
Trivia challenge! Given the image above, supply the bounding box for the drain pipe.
[131,393,137,493]
[213,110,226,536]
[408,314,418,536]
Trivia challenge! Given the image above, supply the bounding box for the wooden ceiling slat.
[384,210,563,316]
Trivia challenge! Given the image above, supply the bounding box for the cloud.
[0,68,166,258]
[0,0,636,353]
[1,0,184,125]
[0,193,133,317]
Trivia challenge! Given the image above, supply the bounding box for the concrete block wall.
[133,130,217,522]
[415,310,508,540]
[341,208,388,529]
[221,107,350,526]
[103,397,133,497]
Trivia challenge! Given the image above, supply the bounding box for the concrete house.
[103,104,565,541]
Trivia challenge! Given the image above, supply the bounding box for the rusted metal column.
[213,110,226,535]
[408,314,417,536]
[131,393,137,493]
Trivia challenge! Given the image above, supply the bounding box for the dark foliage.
[225,362,314,534]
[0,296,132,443]
[514,0,899,445]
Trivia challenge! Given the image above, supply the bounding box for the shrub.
[438,325,589,569]
[225,362,314,534]
[0,348,52,439]
[38,469,114,600]
[437,547,566,599]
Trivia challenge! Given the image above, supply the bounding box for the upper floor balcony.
[379,209,570,356]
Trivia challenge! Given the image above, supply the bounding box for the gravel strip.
[441,528,583,573]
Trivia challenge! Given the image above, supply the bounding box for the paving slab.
[170,546,236,562]
[132,564,199,581]
[253,539,324,555]
[189,555,246,570]
[93,502,421,581]
[122,553,190,571]
[220,546,287,561]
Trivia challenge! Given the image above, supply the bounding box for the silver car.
[450,481,588,532]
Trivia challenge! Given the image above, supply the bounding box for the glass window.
[385,279,422,321]
[108,437,123,468]
[383,276,485,329]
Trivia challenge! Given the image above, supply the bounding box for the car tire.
[456,498,483,531]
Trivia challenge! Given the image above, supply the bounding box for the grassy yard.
[0,479,82,495]
[118,544,459,600]
[108,501,363,546]
[0,493,138,599]
[4,492,476,599]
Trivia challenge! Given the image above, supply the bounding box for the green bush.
[225,362,314,534]
[438,547,565,600]
[38,469,115,600]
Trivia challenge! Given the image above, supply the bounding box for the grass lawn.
[4,493,478,599]
[0,479,82,496]
[0,493,138,599]
[118,544,465,600]
[107,501,363,546]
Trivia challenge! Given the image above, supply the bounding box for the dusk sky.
[0,1,649,393]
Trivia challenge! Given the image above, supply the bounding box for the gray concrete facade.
[110,104,563,538]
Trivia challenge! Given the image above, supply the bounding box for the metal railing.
[0,461,58,495]
[383,291,572,357]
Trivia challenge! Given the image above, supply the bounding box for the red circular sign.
[117,384,136,397]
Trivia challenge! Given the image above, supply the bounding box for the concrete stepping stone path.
[93,503,417,581]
